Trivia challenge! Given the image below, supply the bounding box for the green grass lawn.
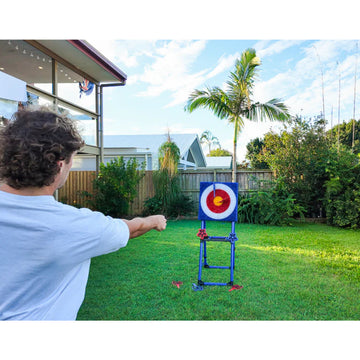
[77,220,360,320]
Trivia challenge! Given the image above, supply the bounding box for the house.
[72,133,206,171]
[205,156,232,169]
[0,40,127,172]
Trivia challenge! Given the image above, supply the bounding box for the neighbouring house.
[0,40,127,173]
[205,156,232,170]
[72,133,207,171]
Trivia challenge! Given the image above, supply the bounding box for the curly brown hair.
[0,107,84,189]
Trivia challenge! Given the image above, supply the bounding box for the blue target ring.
[198,182,238,222]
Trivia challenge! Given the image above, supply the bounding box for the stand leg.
[198,240,204,285]
[230,241,235,285]
[203,240,208,267]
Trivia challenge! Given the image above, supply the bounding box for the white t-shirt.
[0,190,129,320]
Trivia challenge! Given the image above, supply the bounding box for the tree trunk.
[232,120,238,183]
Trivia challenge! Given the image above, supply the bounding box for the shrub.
[325,147,360,228]
[143,196,163,216]
[167,193,194,218]
[85,157,144,218]
[238,177,304,225]
[143,171,194,218]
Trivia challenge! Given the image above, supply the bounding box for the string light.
[5,40,81,87]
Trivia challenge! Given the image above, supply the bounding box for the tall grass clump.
[144,135,193,217]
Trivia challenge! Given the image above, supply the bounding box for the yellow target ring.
[213,196,223,206]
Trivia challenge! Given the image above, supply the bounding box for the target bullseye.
[206,189,230,213]
[199,182,238,221]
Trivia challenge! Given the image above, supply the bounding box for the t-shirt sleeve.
[96,215,130,256]
[56,206,130,263]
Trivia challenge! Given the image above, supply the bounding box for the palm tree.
[185,48,291,182]
[200,130,220,155]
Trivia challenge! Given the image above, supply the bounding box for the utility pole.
[352,41,358,149]
[337,62,341,154]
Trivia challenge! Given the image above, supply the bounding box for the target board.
[198,182,238,222]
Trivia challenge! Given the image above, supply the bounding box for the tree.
[200,130,220,154]
[245,137,269,169]
[327,119,360,154]
[208,148,232,157]
[185,48,291,182]
[259,118,330,217]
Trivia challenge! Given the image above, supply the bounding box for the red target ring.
[206,189,231,213]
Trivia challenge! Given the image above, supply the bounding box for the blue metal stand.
[197,220,238,287]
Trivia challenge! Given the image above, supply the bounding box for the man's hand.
[151,215,167,232]
[122,215,167,239]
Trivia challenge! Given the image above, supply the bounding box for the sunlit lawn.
[77,220,360,320]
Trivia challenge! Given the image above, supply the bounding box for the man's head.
[0,107,84,189]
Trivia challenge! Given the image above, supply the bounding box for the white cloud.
[88,39,158,70]
[205,53,239,79]
[253,40,360,122]
[256,40,303,58]
[130,40,241,108]
[133,40,208,101]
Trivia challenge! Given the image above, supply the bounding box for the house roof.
[205,156,233,169]
[104,134,206,168]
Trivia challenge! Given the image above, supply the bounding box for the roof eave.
[68,40,127,83]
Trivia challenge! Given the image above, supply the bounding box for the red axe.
[172,281,183,289]
[229,284,243,292]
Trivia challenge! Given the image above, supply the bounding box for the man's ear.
[57,160,65,171]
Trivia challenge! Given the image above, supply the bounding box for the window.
[57,63,96,112]
[57,104,97,146]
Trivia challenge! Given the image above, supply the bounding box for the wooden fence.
[58,169,273,215]
[178,169,273,212]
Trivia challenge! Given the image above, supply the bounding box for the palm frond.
[185,87,233,119]
[226,49,260,110]
[246,98,292,122]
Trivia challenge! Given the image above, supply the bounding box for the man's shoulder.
[54,201,100,220]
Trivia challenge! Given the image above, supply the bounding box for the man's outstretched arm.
[122,215,167,239]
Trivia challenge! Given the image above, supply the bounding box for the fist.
[152,215,167,231]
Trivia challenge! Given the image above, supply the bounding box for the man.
[0,107,167,320]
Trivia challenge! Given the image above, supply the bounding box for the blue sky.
[87,39,360,161]
[4,1,360,163]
